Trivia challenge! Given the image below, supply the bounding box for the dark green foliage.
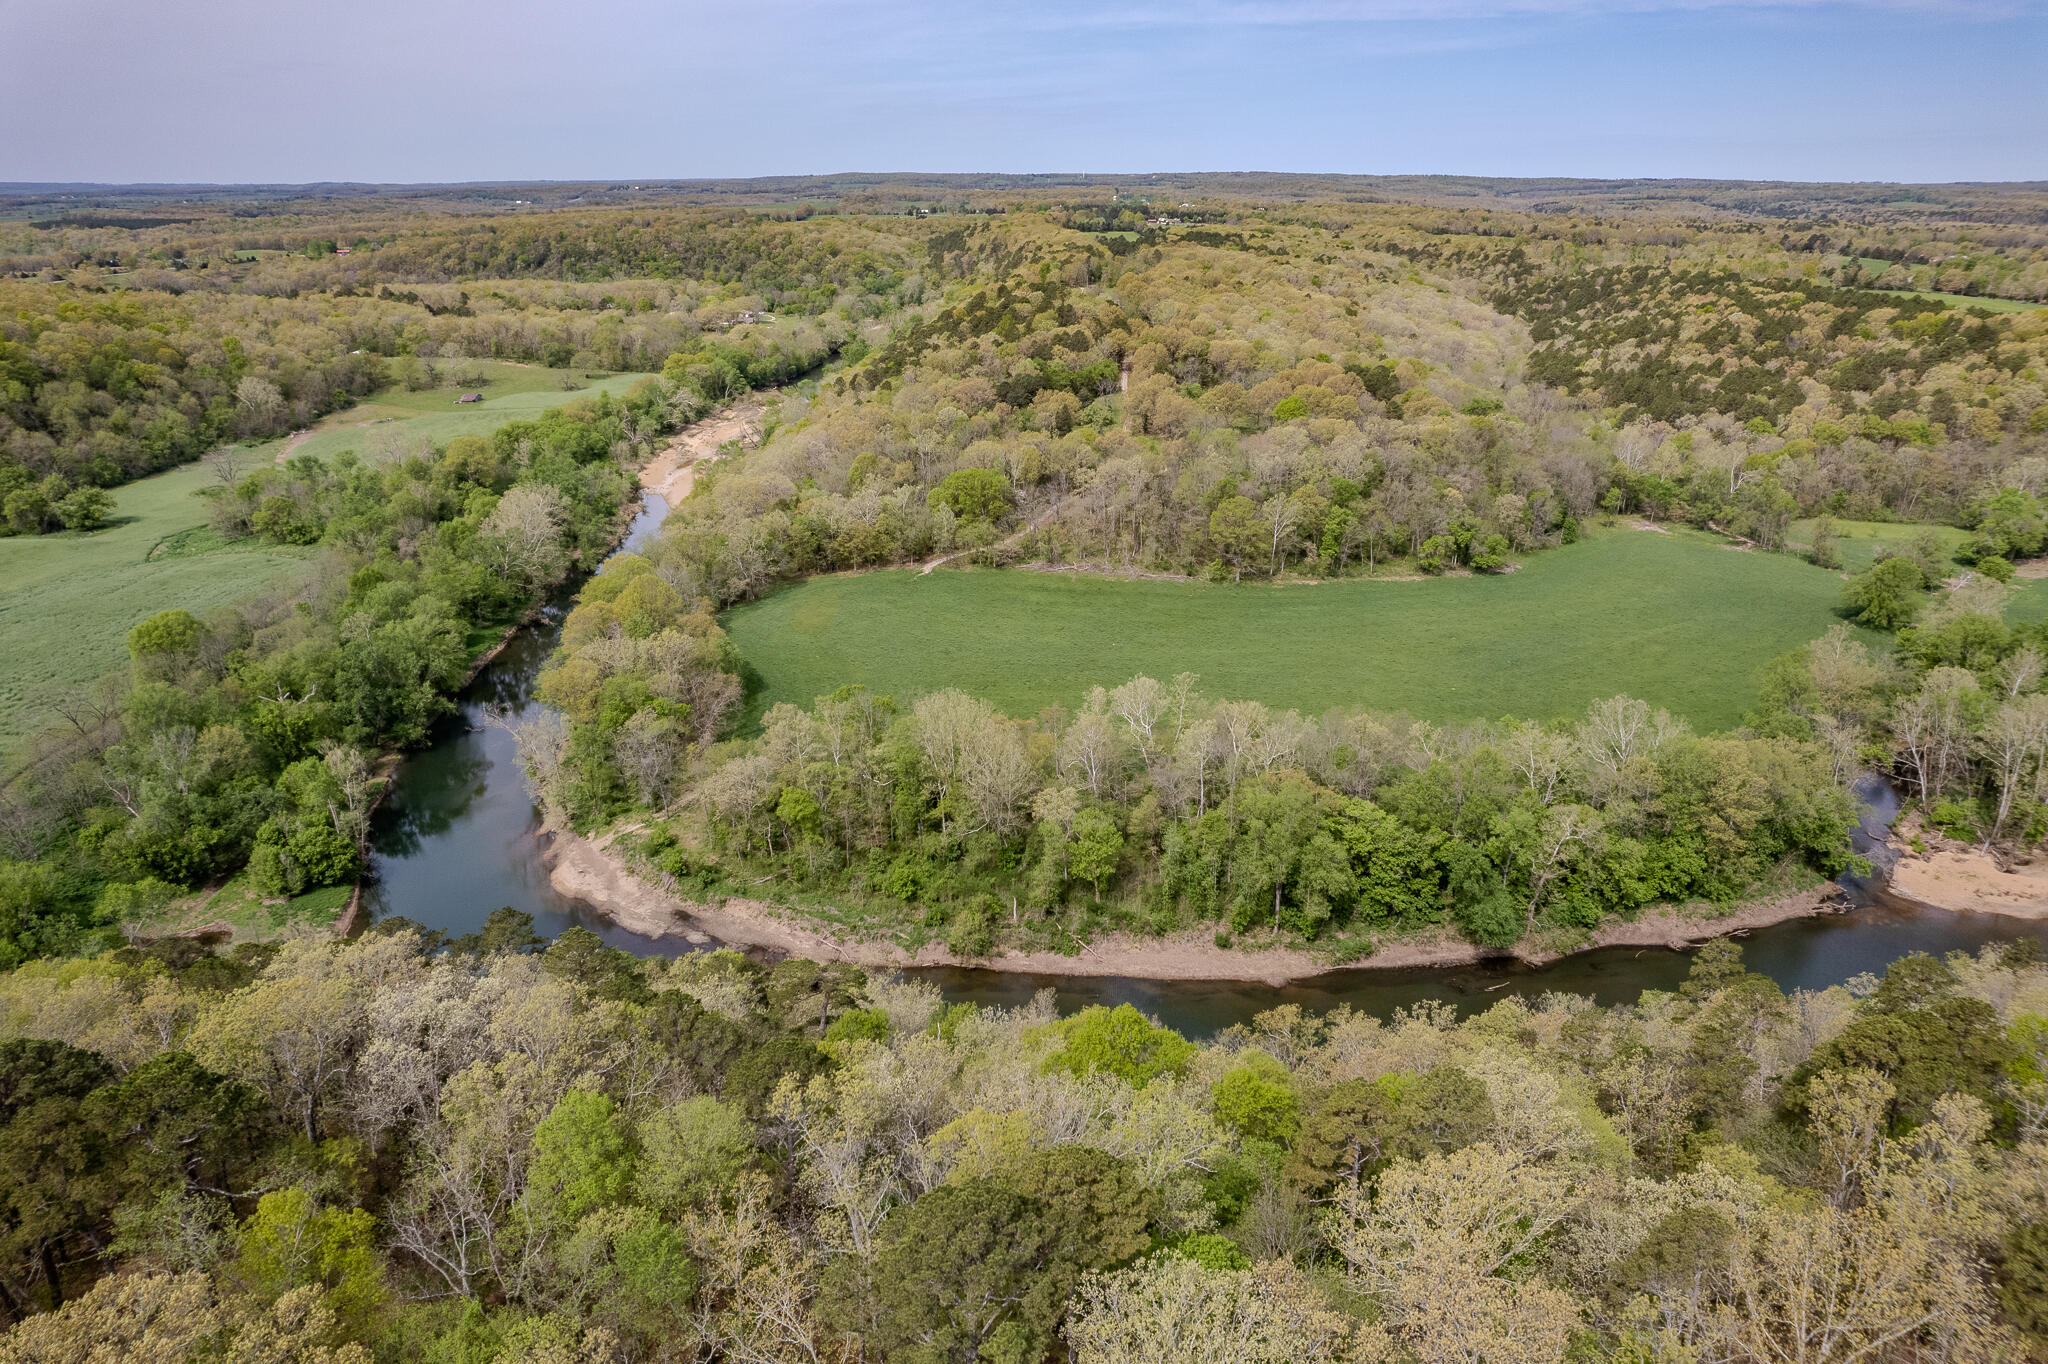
[636,991,751,1095]
[1792,953,2016,1129]
[822,1147,1153,1364]
[723,1037,832,1114]
[1287,1065,1493,1192]
[1609,1207,1735,1308]
[1844,557,1925,629]
[926,467,1014,525]
[543,928,654,1005]
[1997,1221,2048,1344]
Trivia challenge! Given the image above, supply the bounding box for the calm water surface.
[360,493,701,958]
[364,534,2048,1037]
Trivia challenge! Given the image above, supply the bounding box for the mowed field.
[724,528,1888,734]
[282,363,658,465]
[0,464,314,763]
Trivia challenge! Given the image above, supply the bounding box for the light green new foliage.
[633,1096,757,1217]
[235,1187,384,1329]
[1211,1052,1301,1145]
[726,528,1886,733]
[1041,1004,1195,1087]
[529,1090,635,1228]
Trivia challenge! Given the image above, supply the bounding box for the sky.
[2,0,2044,185]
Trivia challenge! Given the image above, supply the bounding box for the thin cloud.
[992,0,2034,27]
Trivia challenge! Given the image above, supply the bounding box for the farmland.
[278,362,660,465]
[1785,517,1971,572]
[0,363,652,761]
[0,462,314,762]
[723,527,1883,733]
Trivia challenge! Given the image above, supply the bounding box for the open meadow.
[0,463,314,763]
[277,361,659,465]
[723,527,1887,733]
[1785,517,1972,572]
[0,364,653,763]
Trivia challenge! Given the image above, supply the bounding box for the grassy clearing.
[0,364,650,762]
[723,527,1882,734]
[0,463,315,763]
[1785,518,1970,573]
[117,875,352,943]
[1780,518,2048,625]
[282,363,658,465]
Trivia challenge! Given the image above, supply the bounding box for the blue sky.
[2,0,2042,183]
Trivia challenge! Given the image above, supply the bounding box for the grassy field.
[723,528,1885,734]
[0,464,315,763]
[282,362,657,465]
[0,363,648,762]
[1785,518,1970,573]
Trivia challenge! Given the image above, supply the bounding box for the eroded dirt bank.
[547,830,1846,984]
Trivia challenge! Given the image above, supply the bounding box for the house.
[455,393,483,404]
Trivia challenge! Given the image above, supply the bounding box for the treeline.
[649,215,1599,599]
[1485,259,2039,433]
[0,925,2045,1361]
[651,212,2048,604]
[1,204,926,494]
[0,283,390,491]
[521,634,1854,957]
[7,206,929,305]
[1757,491,2048,845]
[0,386,677,969]
[0,279,867,494]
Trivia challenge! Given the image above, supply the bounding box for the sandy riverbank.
[546,830,1848,983]
[637,402,763,507]
[1885,814,2048,919]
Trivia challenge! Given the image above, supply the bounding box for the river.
[361,501,2048,1038]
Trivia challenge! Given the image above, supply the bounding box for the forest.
[0,927,2045,1363]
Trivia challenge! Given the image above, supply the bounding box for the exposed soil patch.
[638,403,763,506]
[1887,813,2048,918]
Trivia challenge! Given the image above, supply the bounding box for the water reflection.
[362,494,688,955]
[364,502,2048,1036]
[910,897,2048,1040]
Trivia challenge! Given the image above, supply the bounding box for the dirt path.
[272,417,399,465]
[919,507,1056,575]
[638,402,763,506]
[272,429,316,464]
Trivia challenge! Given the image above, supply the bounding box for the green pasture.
[0,464,314,762]
[283,363,658,465]
[1785,518,1970,573]
[723,528,1884,734]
